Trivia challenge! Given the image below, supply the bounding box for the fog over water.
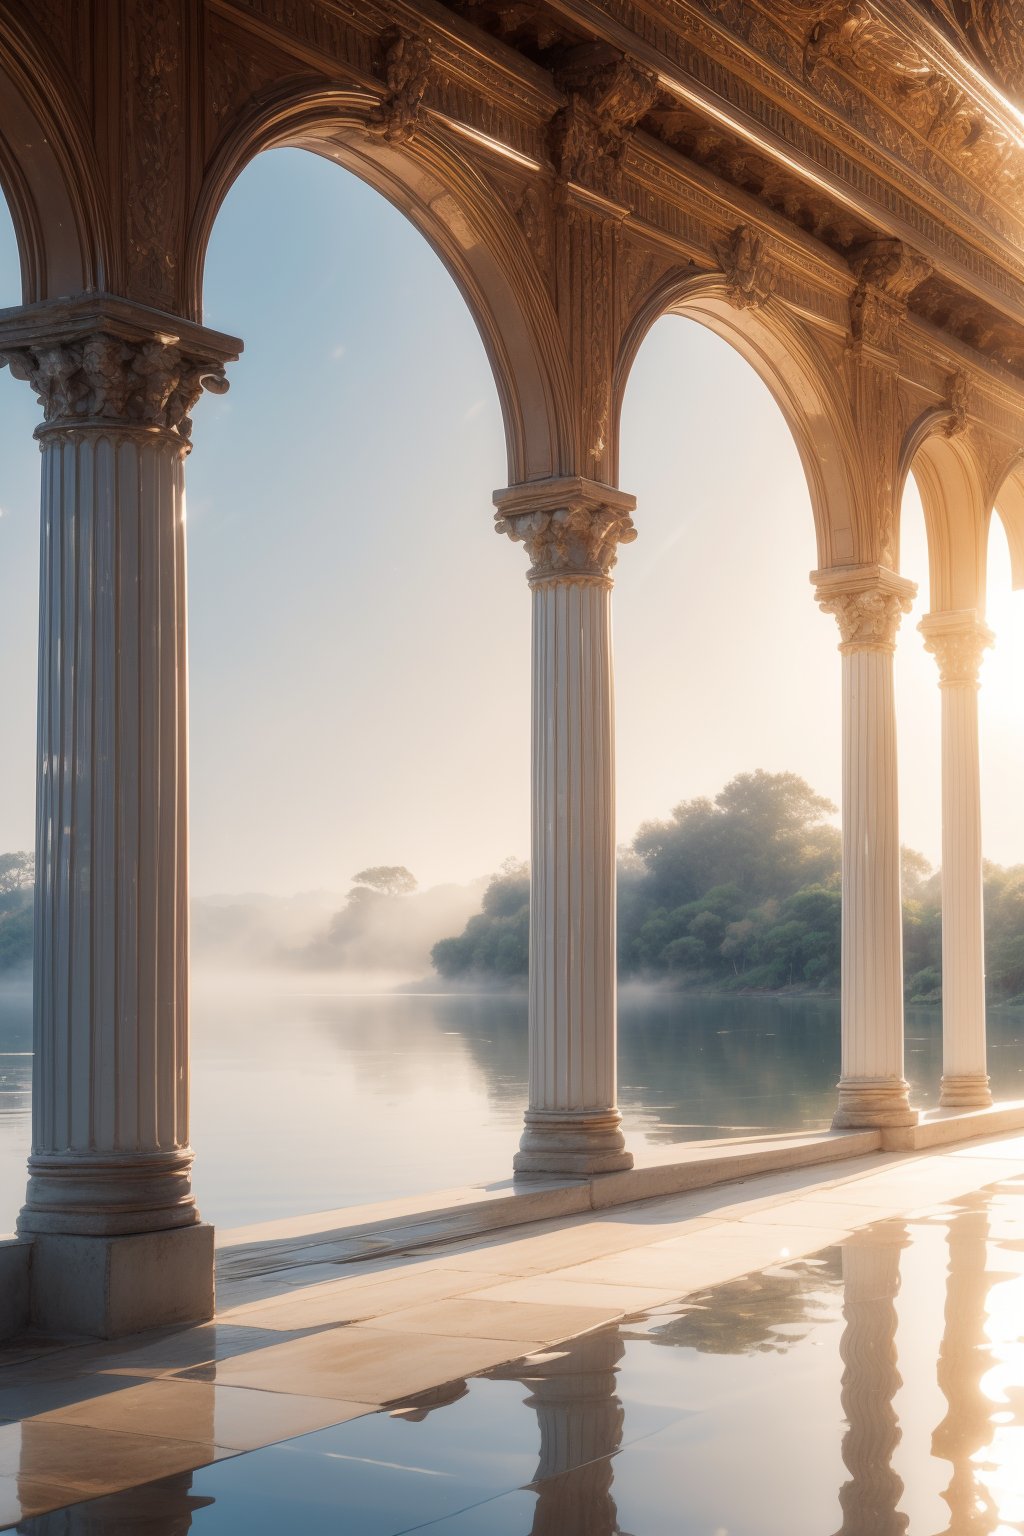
[3,976,1024,1231]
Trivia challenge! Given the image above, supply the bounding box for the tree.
[350,865,418,898]
[0,851,33,900]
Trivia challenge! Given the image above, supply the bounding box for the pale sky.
[1,147,1022,894]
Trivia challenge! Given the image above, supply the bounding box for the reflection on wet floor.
[10,1176,1024,1534]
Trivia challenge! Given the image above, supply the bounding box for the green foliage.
[431,862,529,980]
[0,851,33,973]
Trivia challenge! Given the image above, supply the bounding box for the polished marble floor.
[3,1139,1024,1532]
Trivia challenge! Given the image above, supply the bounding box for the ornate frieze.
[814,565,916,649]
[125,1,183,309]
[919,610,993,684]
[494,478,638,583]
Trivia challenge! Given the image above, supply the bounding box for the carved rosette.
[0,321,234,445]
[813,565,916,651]
[494,478,637,586]
[919,611,993,686]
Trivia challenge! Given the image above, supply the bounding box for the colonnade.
[0,296,1003,1333]
[502,482,996,1177]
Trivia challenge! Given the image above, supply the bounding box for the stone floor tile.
[0,1473,89,1525]
[362,1296,615,1343]
[736,1199,888,1229]
[0,1418,235,1494]
[465,1276,683,1311]
[38,1377,372,1451]
[218,1266,517,1331]
[196,1326,530,1405]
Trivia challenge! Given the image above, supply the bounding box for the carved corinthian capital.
[813,564,916,650]
[0,296,241,442]
[494,477,637,585]
[919,610,993,685]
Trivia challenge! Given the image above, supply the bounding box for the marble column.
[919,611,993,1109]
[495,478,636,1176]
[814,565,918,1129]
[0,297,239,1335]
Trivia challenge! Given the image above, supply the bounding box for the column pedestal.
[920,611,993,1110]
[496,479,636,1178]
[815,566,918,1131]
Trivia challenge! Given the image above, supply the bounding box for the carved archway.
[0,14,110,302]
[613,270,866,570]
[898,414,990,611]
[187,85,573,487]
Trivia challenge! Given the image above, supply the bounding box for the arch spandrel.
[187,86,574,488]
[612,268,867,571]
[0,17,111,303]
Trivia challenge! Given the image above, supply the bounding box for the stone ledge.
[880,1098,1024,1151]
[0,1237,31,1340]
[217,1101,1024,1288]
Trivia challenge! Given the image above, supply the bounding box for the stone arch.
[0,19,111,301]
[897,414,990,611]
[186,85,572,486]
[612,270,865,570]
[988,455,1024,594]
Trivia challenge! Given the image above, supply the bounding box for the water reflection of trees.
[632,1251,844,1356]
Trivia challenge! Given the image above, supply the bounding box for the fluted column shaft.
[920,612,993,1109]
[0,302,236,1239]
[496,478,636,1176]
[815,566,918,1129]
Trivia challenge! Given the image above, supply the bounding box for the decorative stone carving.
[368,31,432,146]
[125,1,182,308]
[944,368,971,436]
[848,238,933,354]
[0,334,230,441]
[919,610,993,685]
[714,224,780,310]
[549,47,658,198]
[925,1,1024,107]
[494,478,637,583]
[814,566,916,650]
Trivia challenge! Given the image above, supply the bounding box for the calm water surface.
[14,1176,1024,1533]
[2,980,1024,1229]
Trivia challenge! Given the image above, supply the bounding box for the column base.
[831,1078,918,1130]
[28,1223,215,1338]
[18,1149,198,1236]
[939,1073,993,1109]
[513,1110,634,1179]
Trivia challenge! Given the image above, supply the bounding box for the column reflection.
[932,1204,998,1535]
[18,1471,214,1535]
[833,1226,910,1536]
[509,1332,628,1536]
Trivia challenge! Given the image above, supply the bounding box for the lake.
[2,979,1024,1231]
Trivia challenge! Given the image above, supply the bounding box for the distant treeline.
[430,770,1024,1003]
[0,852,33,974]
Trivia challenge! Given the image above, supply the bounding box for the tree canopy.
[351,866,418,898]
